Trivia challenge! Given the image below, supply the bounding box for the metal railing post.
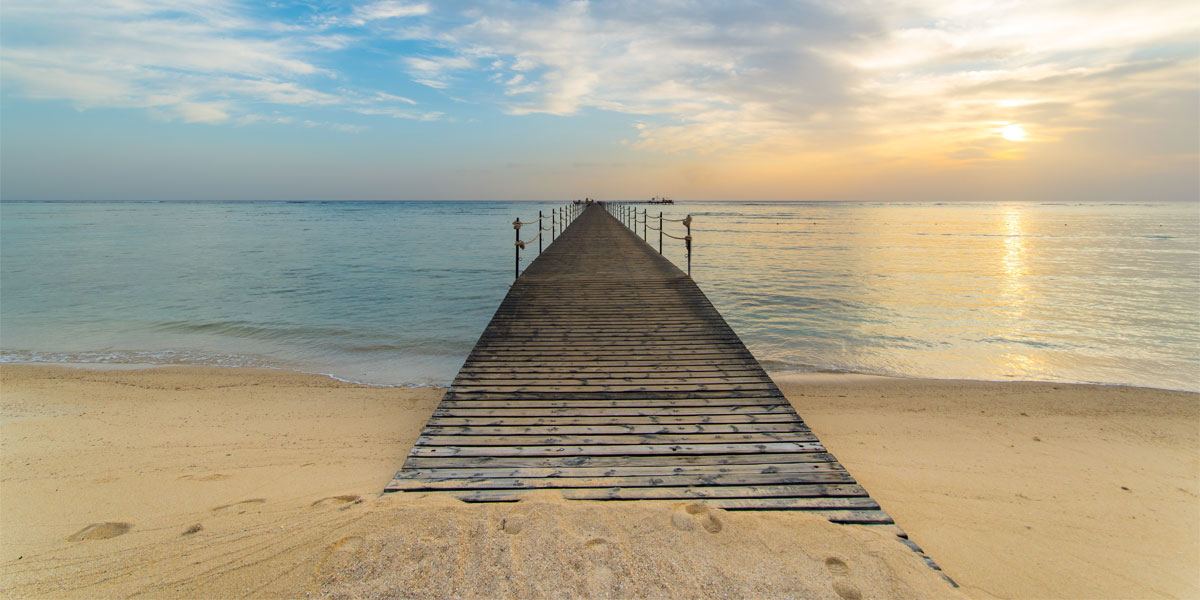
[538,210,543,254]
[642,209,647,240]
[685,214,692,276]
[513,218,521,280]
[552,208,557,242]
[658,211,663,254]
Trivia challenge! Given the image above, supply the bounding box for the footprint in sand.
[67,522,133,542]
[670,503,722,533]
[832,581,863,600]
[499,512,526,535]
[210,499,266,514]
[824,556,850,576]
[329,535,364,553]
[317,535,366,578]
[179,473,231,482]
[181,523,203,536]
[311,495,362,509]
[584,564,615,596]
[824,556,862,600]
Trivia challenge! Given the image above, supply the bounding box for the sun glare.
[1001,124,1027,141]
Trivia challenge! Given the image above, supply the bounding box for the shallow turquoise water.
[2,200,1197,390]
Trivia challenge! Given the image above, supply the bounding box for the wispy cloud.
[371,0,1197,165]
[352,1,430,24]
[0,0,435,125]
[2,0,1195,180]
[403,55,475,89]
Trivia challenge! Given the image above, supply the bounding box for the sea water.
[2,200,1197,391]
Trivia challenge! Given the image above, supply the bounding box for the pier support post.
[513,218,521,280]
[684,214,692,276]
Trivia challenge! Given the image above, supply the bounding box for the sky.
[1,0,1197,202]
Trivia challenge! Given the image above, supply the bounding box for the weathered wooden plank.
[472,341,748,350]
[391,463,846,480]
[408,442,826,457]
[455,365,766,376]
[448,384,777,394]
[422,423,808,435]
[449,358,762,367]
[454,371,767,381]
[478,332,744,340]
[450,378,772,389]
[478,331,734,339]
[415,431,819,446]
[468,348,750,357]
[387,471,855,490]
[434,405,795,417]
[442,389,786,401]
[436,488,876,504]
[471,343,749,352]
[426,414,803,426]
[401,452,837,470]
[439,398,788,409]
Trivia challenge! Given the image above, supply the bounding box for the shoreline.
[7,359,1197,394]
[2,364,1196,598]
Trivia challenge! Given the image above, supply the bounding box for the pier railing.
[605,203,692,275]
[512,202,583,279]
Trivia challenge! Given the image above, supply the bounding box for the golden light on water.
[1001,124,1028,141]
[999,207,1041,375]
[1002,208,1027,280]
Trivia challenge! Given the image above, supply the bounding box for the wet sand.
[1,365,1196,598]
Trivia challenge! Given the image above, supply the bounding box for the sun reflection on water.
[1001,207,1027,299]
[998,207,1040,375]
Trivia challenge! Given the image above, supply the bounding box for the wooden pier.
[385,204,892,525]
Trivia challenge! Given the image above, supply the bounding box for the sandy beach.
[1,365,1196,598]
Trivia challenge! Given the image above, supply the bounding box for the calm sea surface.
[2,201,1197,391]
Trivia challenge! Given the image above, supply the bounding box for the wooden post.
[658,211,663,254]
[685,215,692,276]
[513,218,520,280]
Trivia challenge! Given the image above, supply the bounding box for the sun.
[1001,124,1028,141]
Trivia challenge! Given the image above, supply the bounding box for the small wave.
[978,337,1059,349]
[0,349,269,368]
[145,320,363,343]
[0,349,447,389]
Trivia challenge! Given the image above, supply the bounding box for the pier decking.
[385,204,892,524]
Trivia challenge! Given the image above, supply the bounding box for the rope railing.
[511,200,586,280]
[603,202,693,276]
